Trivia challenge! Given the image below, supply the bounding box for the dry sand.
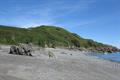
[0,45,120,80]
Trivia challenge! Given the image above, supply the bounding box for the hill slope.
[0,25,119,52]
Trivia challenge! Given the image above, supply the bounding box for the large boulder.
[9,43,33,56]
[9,45,18,54]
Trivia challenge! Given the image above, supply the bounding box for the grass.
[0,25,116,50]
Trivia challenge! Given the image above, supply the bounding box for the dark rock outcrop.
[78,47,120,53]
[90,47,120,53]
[9,43,33,56]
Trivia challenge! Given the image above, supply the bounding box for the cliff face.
[0,25,119,53]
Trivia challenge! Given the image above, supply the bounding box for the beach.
[0,46,120,80]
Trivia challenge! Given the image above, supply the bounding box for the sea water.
[88,52,120,62]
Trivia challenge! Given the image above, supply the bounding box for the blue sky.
[0,0,120,48]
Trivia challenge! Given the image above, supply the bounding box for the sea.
[86,52,120,63]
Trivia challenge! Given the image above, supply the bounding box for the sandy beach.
[0,45,120,80]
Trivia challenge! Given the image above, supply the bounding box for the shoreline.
[84,52,120,63]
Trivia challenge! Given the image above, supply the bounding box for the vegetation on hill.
[0,25,119,53]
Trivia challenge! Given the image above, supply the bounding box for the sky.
[0,0,120,48]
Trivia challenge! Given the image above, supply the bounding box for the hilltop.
[0,25,119,53]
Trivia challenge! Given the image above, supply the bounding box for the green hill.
[0,25,119,52]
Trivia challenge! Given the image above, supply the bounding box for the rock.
[9,45,18,54]
[9,43,33,56]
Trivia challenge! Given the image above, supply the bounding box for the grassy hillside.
[0,25,117,50]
